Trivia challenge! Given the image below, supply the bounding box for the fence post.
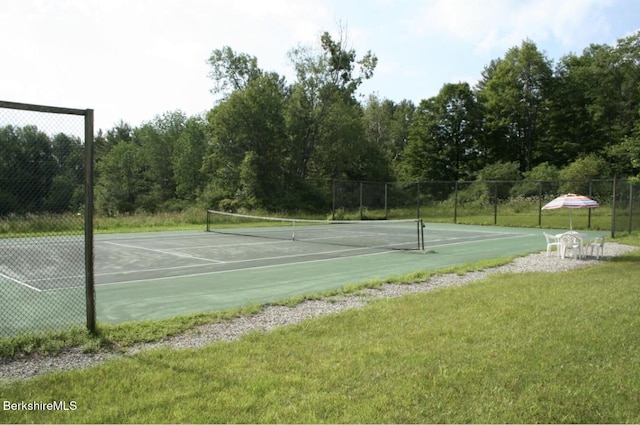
[538,181,543,226]
[332,179,336,220]
[588,180,593,229]
[84,109,96,335]
[611,176,617,238]
[384,182,388,219]
[359,181,363,220]
[416,181,420,219]
[454,181,458,224]
[629,180,634,233]
[493,182,498,225]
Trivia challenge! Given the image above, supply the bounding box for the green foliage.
[5,31,640,218]
[402,83,482,182]
[477,40,554,172]
[510,162,560,197]
[559,153,611,194]
[207,46,262,97]
[95,141,143,214]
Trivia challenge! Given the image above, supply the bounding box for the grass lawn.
[2,248,640,423]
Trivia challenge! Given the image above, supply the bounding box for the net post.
[206,209,210,232]
[420,219,425,251]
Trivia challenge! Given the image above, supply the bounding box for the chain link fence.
[0,101,94,338]
[332,178,640,235]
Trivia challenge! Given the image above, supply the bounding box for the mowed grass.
[2,251,640,423]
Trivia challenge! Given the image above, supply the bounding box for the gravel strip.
[1,242,637,383]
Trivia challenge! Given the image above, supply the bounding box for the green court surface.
[94,223,590,324]
[1,223,606,332]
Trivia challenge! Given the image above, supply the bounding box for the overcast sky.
[2,0,639,132]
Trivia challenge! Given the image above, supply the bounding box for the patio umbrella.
[541,193,599,230]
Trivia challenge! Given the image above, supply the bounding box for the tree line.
[2,30,640,216]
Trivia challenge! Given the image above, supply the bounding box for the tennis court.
[1,220,576,329]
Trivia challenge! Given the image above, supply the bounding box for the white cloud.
[2,0,637,130]
[1,0,336,130]
[408,0,614,54]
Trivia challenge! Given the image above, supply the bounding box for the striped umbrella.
[541,193,599,230]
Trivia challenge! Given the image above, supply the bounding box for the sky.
[2,0,639,132]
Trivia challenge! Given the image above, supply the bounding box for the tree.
[207,46,263,98]
[135,111,188,211]
[95,141,145,214]
[205,73,288,209]
[43,133,85,212]
[558,153,611,194]
[401,83,482,182]
[172,116,209,203]
[362,95,415,177]
[95,120,133,163]
[477,40,553,172]
[285,29,378,182]
[0,125,56,214]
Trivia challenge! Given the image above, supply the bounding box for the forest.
[2,30,640,216]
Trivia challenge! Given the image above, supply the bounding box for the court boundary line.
[92,248,405,289]
[104,241,227,264]
[17,230,538,293]
[97,230,539,289]
[0,271,42,292]
[86,231,537,290]
[424,232,535,248]
[41,243,400,292]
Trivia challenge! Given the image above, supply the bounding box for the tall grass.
[0,199,634,235]
[93,208,206,233]
[0,208,208,236]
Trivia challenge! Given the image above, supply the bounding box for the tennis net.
[206,210,424,251]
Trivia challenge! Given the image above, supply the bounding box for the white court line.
[94,243,380,280]
[94,249,402,288]
[425,233,534,248]
[42,239,398,292]
[103,241,227,264]
[40,232,535,292]
[0,271,42,292]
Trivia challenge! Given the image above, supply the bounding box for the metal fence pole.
[538,181,543,226]
[84,109,96,335]
[416,181,420,219]
[611,176,617,238]
[629,180,634,233]
[384,183,388,219]
[359,181,363,220]
[454,181,458,224]
[588,180,593,229]
[493,182,498,225]
[332,179,336,220]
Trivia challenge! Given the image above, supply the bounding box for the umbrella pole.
[569,210,573,231]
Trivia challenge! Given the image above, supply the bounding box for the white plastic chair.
[543,232,561,257]
[586,236,605,259]
[559,233,583,260]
